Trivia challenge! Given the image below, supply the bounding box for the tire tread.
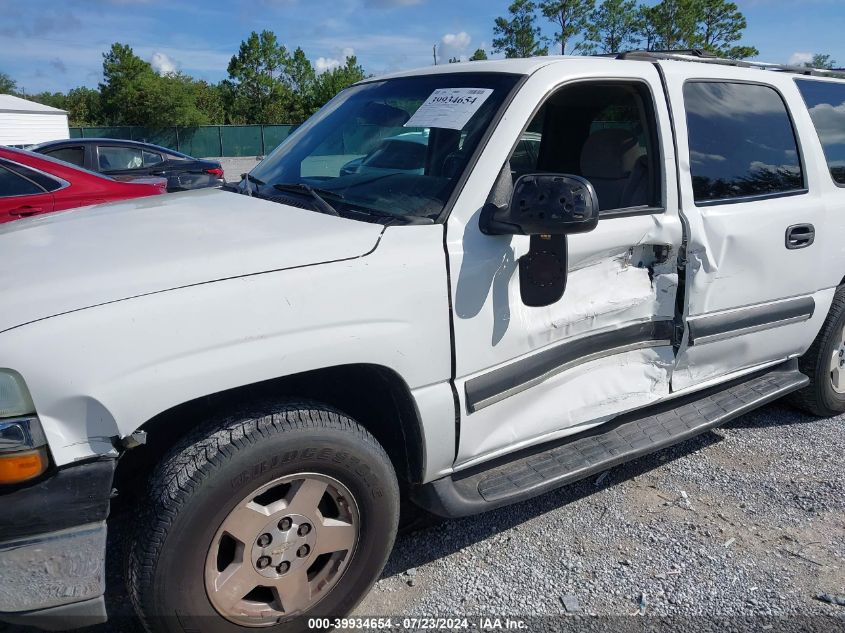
[126,400,393,632]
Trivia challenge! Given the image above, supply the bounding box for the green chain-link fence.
[68,125,300,157]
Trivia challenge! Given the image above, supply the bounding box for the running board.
[413,360,807,518]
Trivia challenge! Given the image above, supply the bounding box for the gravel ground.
[20,401,843,632]
[357,402,844,622]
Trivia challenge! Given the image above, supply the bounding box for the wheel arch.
[113,363,426,501]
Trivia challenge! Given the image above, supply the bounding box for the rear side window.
[5,162,64,192]
[44,146,85,167]
[142,150,164,167]
[0,165,43,197]
[98,146,143,171]
[684,82,804,203]
[795,79,845,185]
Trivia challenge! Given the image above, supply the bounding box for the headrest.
[580,128,643,179]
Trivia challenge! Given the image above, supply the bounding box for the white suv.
[2,51,845,631]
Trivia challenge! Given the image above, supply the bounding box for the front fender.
[1,226,451,466]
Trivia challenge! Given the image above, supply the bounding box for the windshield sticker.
[404,88,494,131]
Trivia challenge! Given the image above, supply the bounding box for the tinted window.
[0,165,43,197]
[142,150,163,167]
[5,162,63,192]
[795,79,845,185]
[45,146,85,167]
[98,146,143,170]
[509,133,541,177]
[684,82,804,203]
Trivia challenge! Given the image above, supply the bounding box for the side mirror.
[480,173,599,236]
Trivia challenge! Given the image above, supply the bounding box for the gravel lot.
[359,402,844,622]
[23,401,843,632]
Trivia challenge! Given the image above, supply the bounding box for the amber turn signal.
[0,447,48,484]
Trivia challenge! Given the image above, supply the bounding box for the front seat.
[579,128,648,210]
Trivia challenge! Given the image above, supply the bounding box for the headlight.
[0,369,35,418]
[0,371,47,484]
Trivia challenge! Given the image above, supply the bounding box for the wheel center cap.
[250,512,317,578]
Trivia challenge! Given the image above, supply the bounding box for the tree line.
[490,0,759,58]
[475,1,837,70]
[0,4,839,127]
[0,30,365,127]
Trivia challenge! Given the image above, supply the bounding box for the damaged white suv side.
[2,52,845,631]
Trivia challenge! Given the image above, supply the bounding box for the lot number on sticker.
[405,88,495,130]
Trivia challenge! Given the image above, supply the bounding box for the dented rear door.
[660,62,831,392]
[445,60,683,469]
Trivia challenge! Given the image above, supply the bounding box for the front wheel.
[127,401,400,633]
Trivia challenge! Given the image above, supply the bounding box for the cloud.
[363,0,423,6]
[788,52,813,66]
[749,160,800,174]
[438,31,471,63]
[314,47,355,73]
[690,150,726,164]
[685,82,785,119]
[808,101,845,145]
[315,57,342,73]
[150,51,178,75]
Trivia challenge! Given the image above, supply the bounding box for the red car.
[0,147,167,224]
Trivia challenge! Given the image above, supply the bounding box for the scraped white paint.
[454,346,675,469]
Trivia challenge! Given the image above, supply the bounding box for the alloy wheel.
[204,472,360,626]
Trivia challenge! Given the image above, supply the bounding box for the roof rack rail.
[610,49,842,78]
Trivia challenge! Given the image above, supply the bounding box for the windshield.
[248,73,521,222]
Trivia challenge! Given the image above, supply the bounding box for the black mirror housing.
[481,173,600,236]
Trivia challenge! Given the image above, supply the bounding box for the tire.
[789,285,845,417]
[127,400,400,633]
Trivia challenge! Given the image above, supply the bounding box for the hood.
[0,188,384,333]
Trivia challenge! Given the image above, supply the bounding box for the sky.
[1,0,843,95]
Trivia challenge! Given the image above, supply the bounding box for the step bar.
[412,360,808,518]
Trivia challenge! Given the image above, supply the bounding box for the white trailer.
[0,94,69,146]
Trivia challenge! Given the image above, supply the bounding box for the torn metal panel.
[450,206,683,466]
[538,244,678,343]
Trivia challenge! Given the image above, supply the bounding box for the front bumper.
[0,458,115,629]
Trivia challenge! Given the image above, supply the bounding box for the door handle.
[785,224,815,250]
[9,206,43,217]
